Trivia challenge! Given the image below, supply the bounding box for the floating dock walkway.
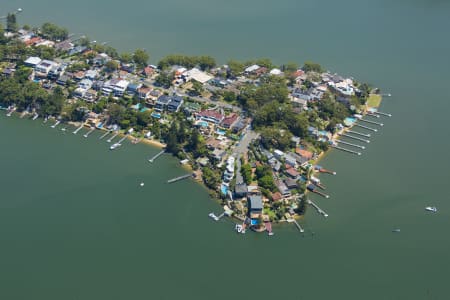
[51,120,61,128]
[355,123,378,132]
[149,150,165,163]
[331,145,361,156]
[73,125,84,134]
[83,127,95,138]
[339,133,370,143]
[347,130,370,138]
[118,135,128,143]
[307,199,328,218]
[32,113,39,120]
[359,119,384,126]
[99,130,111,140]
[337,140,365,149]
[107,132,118,143]
[167,173,193,184]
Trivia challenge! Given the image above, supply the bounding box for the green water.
[1,0,450,299]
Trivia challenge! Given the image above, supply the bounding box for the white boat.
[425,206,437,212]
[61,127,67,132]
[235,224,243,233]
[208,212,219,221]
[392,229,401,233]
[110,143,121,150]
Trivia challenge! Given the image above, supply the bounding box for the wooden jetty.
[51,120,61,128]
[331,145,361,156]
[314,165,336,175]
[359,118,384,126]
[374,111,392,117]
[83,127,95,138]
[149,150,165,163]
[339,133,370,143]
[307,199,328,218]
[99,130,111,140]
[287,218,304,233]
[355,124,378,132]
[337,140,365,149]
[32,113,39,120]
[347,130,370,138]
[167,173,193,184]
[107,132,118,143]
[73,125,84,134]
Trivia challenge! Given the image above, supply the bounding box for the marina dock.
[83,127,95,138]
[331,145,361,156]
[107,132,118,143]
[307,199,328,217]
[73,125,84,134]
[149,150,165,163]
[339,133,370,143]
[337,140,365,149]
[355,123,378,132]
[167,173,193,184]
[359,119,384,126]
[347,130,370,138]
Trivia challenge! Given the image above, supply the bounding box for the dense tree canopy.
[132,49,149,68]
[41,23,69,41]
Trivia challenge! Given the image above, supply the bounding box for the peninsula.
[0,17,389,234]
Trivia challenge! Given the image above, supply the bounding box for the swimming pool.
[196,121,208,127]
[151,112,161,119]
[221,184,228,195]
[216,129,226,135]
[251,219,259,225]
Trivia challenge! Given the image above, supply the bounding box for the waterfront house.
[248,194,263,218]
[234,183,248,199]
[183,68,213,84]
[54,40,74,53]
[68,46,87,56]
[221,113,238,129]
[275,180,291,198]
[274,149,285,160]
[284,178,298,190]
[35,60,58,78]
[138,87,152,100]
[126,82,143,96]
[285,167,300,179]
[93,53,110,66]
[197,110,224,124]
[24,56,42,68]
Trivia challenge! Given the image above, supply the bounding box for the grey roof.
[249,195,263,210]
[235,183,248,195]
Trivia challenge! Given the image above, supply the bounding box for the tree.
[241,163,252,185]
[41,23,69,41]
[6,13,18,32]
[197,55,216,71]
[0,24,7,44]
[154,72,173,88]
[107,103,125,124]
[202,167,220,190]
[227,59,244,78]
[133,48,149,68]
[303,61,324,73]
[119,52,133,64]
[105,60,119,72]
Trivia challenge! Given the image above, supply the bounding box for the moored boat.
[425,206,437,212]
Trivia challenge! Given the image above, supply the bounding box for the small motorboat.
[208,213,219,221]
[392,229,401,233]
[235,224,243,233]
[425,206,437,213]
[110,143,121,150]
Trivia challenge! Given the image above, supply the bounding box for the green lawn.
[367,94,382,108]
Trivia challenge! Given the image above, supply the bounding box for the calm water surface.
[1,0,450,299]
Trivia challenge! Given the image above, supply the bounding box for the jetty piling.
[359,119,384,126]
[107,132,118,143]
[149,150,165,163]
[331,145,361,156]
[347,130,370,138]
[83,127,95,138]
[355,124,378,132]
[73,125,84,134]
[340,133,370,143]
[167,173,193,184]
[337,140,366,149]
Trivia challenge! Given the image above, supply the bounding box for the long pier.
[308,199,328,218]
[366,113,380,118]
[99,130,111,140]
[149,150,165,163]
[73,125,84,134]
[337,140,365,149]
[107,132,118,143]
[83,127,95,138]
[51,120,61,128]
[355,123,378,132]
[340,133,370,143]
[359,119,384,126]
[375,111,392,117]
[167,173,193,184]
[347,130,370,138]
[331,145,361,156]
